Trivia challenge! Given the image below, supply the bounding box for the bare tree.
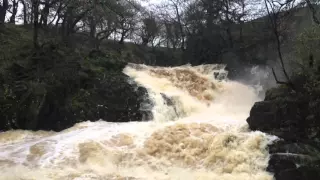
[155,0,188,50]
[20,0,29,24]
[169,0,186,50]
[32,0,40,47]
[305,0,320,24]
[9,0,19,23]
[0,0,9,25]
[90,4,118,49]
[116,1,139,44]
[39,0,60,26]
[138,14,159,46]
[264,0,298,87]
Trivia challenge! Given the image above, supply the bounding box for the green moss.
[0,25,155,130]
[294,25,320,73]
[0,25,33,64]
[70,89,90,110]
[265,85,291,101]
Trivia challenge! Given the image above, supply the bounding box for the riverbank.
[247,74,320,180]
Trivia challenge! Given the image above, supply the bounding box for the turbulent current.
[0,64,277,180]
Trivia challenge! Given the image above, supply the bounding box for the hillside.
[0,25,154,131]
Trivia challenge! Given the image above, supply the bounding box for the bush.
[295,25,320,74]
[0,42,83,130]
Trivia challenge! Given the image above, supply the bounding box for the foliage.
[0,24,158,131]
[295,25,320,73]
[0,25,33,66]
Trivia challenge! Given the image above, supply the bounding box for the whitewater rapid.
[0,64,276,180]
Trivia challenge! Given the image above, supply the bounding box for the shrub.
[295,25,320,74]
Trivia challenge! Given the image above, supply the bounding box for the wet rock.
[160,93,174,106]
[267,154,297,174]
[160,93,181,119]
[68,72,153,125]
[246,75,320,180]
[247,97,309,141]
[275,166,320,180]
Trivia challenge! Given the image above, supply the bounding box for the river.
[0,64,277,180]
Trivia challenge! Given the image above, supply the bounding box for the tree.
[182,0,238,64]
[115,0,140,44]
[39,0,60,26]
[164,21,182,49]
[137,15,158,46]
[168,0,186,50]
[87,0,118,49]
[264,0,299,87]
[20,0,29,24]
[0,0,9,25]
[305,0,320,24]
[32,0,40,48]
[9,0,19,23]
[154,0,189,50]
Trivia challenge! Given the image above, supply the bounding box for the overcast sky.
[140,0,165,7]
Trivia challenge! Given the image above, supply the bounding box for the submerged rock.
[246,76,320,180]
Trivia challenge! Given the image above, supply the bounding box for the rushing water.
[0,64,277,180]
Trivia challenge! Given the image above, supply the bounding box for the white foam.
[0,64,276,180]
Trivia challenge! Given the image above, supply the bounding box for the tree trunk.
[142,37,148,46]
[172,1,185,50]
[89,16,96,38]
[90,17,97,48]
[239,21,244,43]
[49,2,62,26]
[68,8,89,35]
[119,29,127,44]
[226,27,233,48]
[264,0,293,88]
[55,14,61,26]
[205,0,214,32]
[30,3,34,25]
[9,0,18,24]
[0,0,9,25]
[60,13,68,40]
[55,3,63,28]
[33,0,40,48]
[119,34,125,44]
[95,37,103,50]
[65,6,74,37]
[21,0,28,24]
[40,2,50,26]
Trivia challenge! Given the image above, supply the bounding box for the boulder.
[67,72,153,128]
[275,166,320,180]
[247,96,309,141]
[246,77,320,180]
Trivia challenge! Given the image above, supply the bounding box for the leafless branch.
[305,0,320,24]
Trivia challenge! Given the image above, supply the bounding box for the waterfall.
[0,64,277,180]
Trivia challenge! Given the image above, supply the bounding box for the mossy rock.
[265,85,291,101]
[97,58,127,72]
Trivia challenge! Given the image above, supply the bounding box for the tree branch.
[305,0,320,25]
[264,0,293,88]
[272,67,290,85]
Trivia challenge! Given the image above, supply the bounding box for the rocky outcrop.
[0,46,153,132]
[247,77,320,180]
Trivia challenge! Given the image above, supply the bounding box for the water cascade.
[0,64,277,180]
